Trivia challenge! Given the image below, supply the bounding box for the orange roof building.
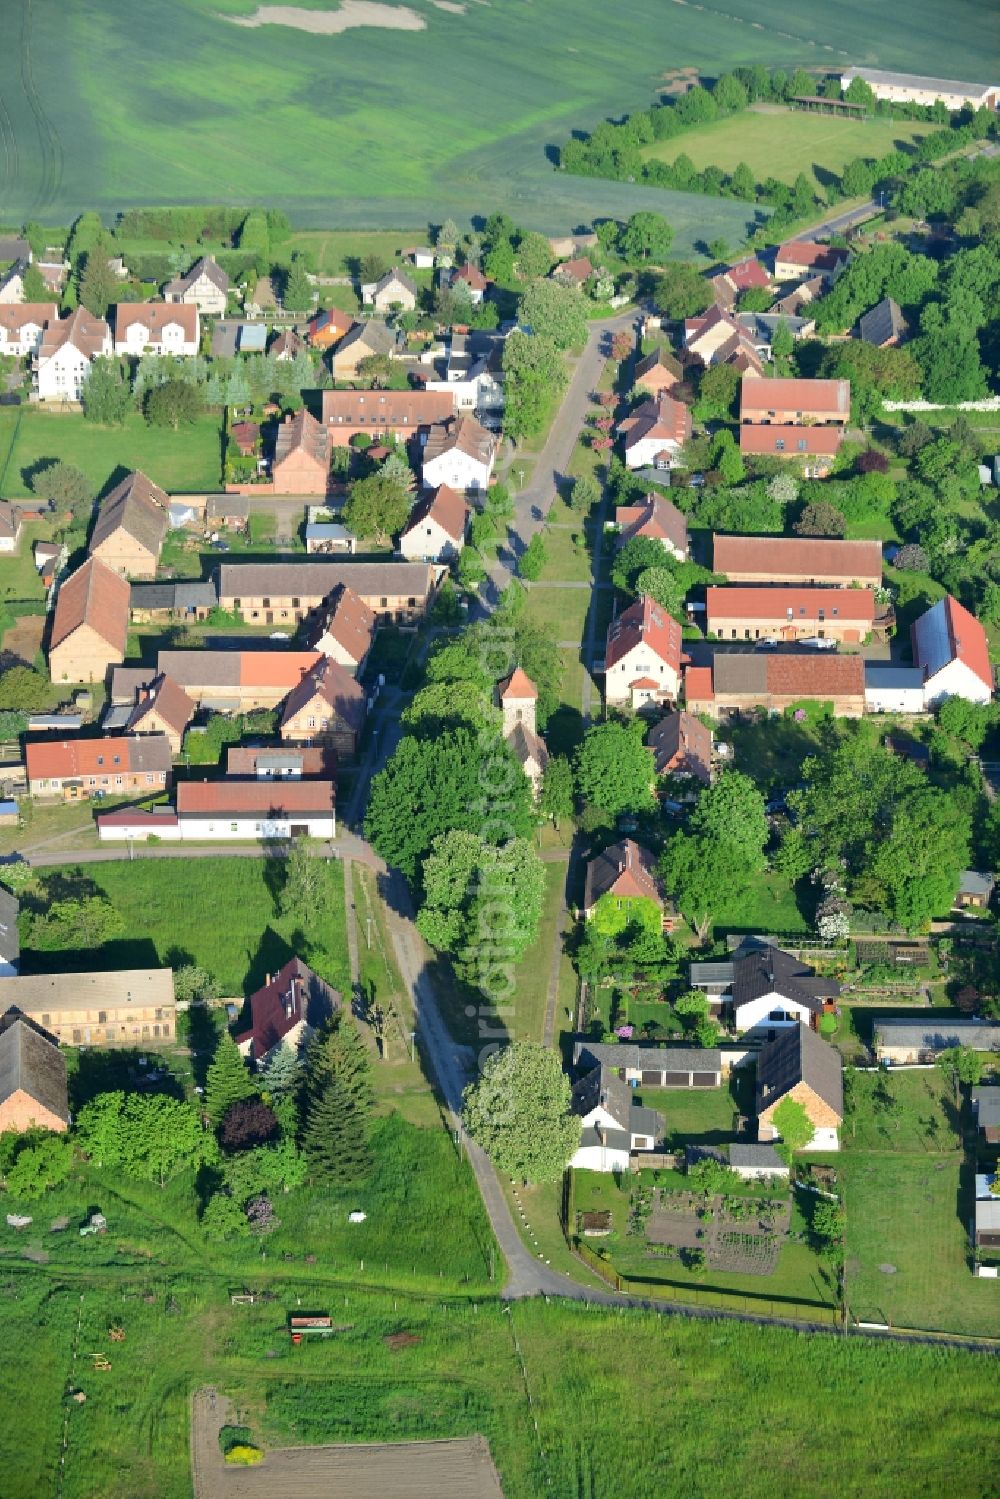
[707,586,875,645]
[604,595,683,708]
[399,485,469,561]
[49,558,130,684]
[740,376,850,425]
[712,535,882,589]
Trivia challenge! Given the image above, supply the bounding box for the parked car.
[754,637,779,651]
[800,636,837,651]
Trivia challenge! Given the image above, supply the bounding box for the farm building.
[705,586,874,644]
[572,1041,722,1090]
[216,560,437,626]
[48,558,131,683]
[88,470,170,578]
[912,595,993,707]
[712,535,882,588]
[271,408,330,495]
[0,1010,69,1134]
[864,665,926,714]
[306,584,376,675]
[0,968,176,1047]
[729,1144,789,1181]
[840,67,999,111]
[278,657,368,755]
[684,653,866,720]
[874,1018,1000,1064]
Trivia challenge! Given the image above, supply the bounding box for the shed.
[729,1144,789,1181]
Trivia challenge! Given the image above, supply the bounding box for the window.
[307,716,316,728]
[380,596,388,607]
[42,1014,49,1026]
[230,822,238,832]
[233,597,241,608]
[775,439,785,452]
[73,1029,81,1044]
[98,1010,107,1024]
[97,755,104,766]
[831,607,838,617]
[292,597,300,608]
[408,596,417,607]
[262,597,270,607]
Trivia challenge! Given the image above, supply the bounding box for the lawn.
[711,870,809,938]
[21,856,351,999]
[18,0,984,243]
[522,581,593,641]
[641,110,935,190]
[0,520,51,604]
[0,408,223,499]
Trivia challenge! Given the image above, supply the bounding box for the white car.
[269,630,290,640]
[800,637,838,651]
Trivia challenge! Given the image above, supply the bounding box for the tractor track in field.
[0,85,20,192]
[20,0,62,213]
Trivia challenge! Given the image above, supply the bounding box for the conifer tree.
[302,1075,372,1185]
[205,1032,256,1125]
[304,1014,373,1116]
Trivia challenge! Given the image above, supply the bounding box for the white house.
[0,501,22,554]
[603,594,682,709]
[569,1063,662,1173]
[864,665,927,715]
[398,485,468,562]
[163,256,230,317]
[361,268,417,312]
[34,307,111,401]
[0,888,18,977]
[912,594,993,707]
[0,260,28,304]
[425,331,505,415]
[690,942,840,1037]
[840,67,999,111]
[617,392,692,472]
[97,780,337,842]
[421,414,496,497]
[113,302,199,357]
[0,302,57,357]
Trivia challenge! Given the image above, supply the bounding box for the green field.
[0,0,990,240]
[642,110,935,189]
[22,857,351,999]
[0,408,222,499]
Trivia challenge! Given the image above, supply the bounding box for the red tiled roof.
[740,377,850,419]
[553,257,593,283]
[712,535,882,584]
[114,302,198,340]
[454,263,488,290]
[725,258,770,291]
[684,665,714,702]
[706,586,875,624]
[619,393,692,451]
[764,653,865,698]
[311,583,376,663]
[239,652,322,688]
[321,389,454,429]
[50,558,130,654]
[402,485,468,544]
[498,667,538,701]
[0,302,57,333]
[280,658,367,733]
[943,595,993,691]
[776,241,850,271]
[616,493,688,552]
[177,780,336,815]
[273,408,328,470]
[585,838,662,908]
[26,734,172,781]
[127,674,195,736]
[605,594,682,673]
[739,425,844,457]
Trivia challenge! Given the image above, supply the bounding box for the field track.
[191,1388,505,1498]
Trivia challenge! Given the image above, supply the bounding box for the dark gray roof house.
[733,945,840,1019]
[756,1023,844,1121]
[571,1063,663,1149]
[972,1086,1000,1138]
[572,1040,722,1087]
[858,297,906,348]
[0,1009,69,1130]
[129,580,218,615]
[0,237,30,264]
[0,888,19,973]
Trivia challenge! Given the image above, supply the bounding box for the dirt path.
[191,1387,504,1498]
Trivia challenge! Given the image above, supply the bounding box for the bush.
[225,1445,263,1466]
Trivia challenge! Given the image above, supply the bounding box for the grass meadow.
[642,111,935,189]
[0,409,223,499]
[1,0,989,237]
[22,857,351,999]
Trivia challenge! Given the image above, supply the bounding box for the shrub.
[225,1445,263,1466]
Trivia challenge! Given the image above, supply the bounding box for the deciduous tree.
[517,280,587,350]
[462,1041,580,1182]
[771,1096,814,1162]
[574,720,655,818]
[343,472,411,545]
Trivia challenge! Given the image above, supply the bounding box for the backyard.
[642,110,935,190]
[0,408,223,499]
[20,857,351,999]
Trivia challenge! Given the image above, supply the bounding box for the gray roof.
[90,471,170,561]
[713,653,769,694]
[976,1197,1000,1233]
[0,888,18,965]
[129,580,217,611]
[207,493,250,520]
[973,1087,1000,1129]
[959,870,994,899]
[689,960,735,990]
[631,1104,662,1138]
[155,650,241,688]
[858,297,905,347]
[571,1062,662,1144]
[756,1024,843,1121]
[733,946,839,1015]
[865,665,925,689]
[334,320,398,360]
[109,666,156,705]
[0,238,30,263]
[572,1040,722,1076]
[218,559,433,601]
[167,255,230,296]
[875,1019,1000,1052]
[842,67,996,99]
[0,1010,68,1125]
[506,721,549,775]
[729,1143,787,1171]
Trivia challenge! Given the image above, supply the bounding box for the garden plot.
[645,1189,791,1276]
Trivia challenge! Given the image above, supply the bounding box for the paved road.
[481,310,637,606]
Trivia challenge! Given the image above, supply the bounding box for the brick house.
[738,423,844,476]
[163,255,230,316]
[399,485,469,561]
[740,376,850,427]
[307,583,377,675]
[48,557,130,683]
[712,534,882,588]
[330,320,400,381]
[88,470,170,578]
[710,256,771,310]
[756,1023,844,1151]
[34,306,111,401]
[306,306,354,350]
[271,408,330,494]
[279,657,368,754]
[0,970,176,1047]
[217,560,436,626]
[153,649,322,711]
[0,1010,69,1133]
[0,302,57,357]
[614,492,688,560]
[706,585,875,644]
[604,594,682,708]
[26,734,173,799]
[685,653,866,720]
[321,388,454,447]
[113,302,199,356]
[633,348,683,396]
[234,956,340,1067]
[125,674,195,754]
[582,838,666,922]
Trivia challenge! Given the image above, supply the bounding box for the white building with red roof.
[398,485,468,562]
[617,392,692,472]
[614,493,688,560]
[497,667,549,796]
[604,594,682,708]
[912,595,993,707]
